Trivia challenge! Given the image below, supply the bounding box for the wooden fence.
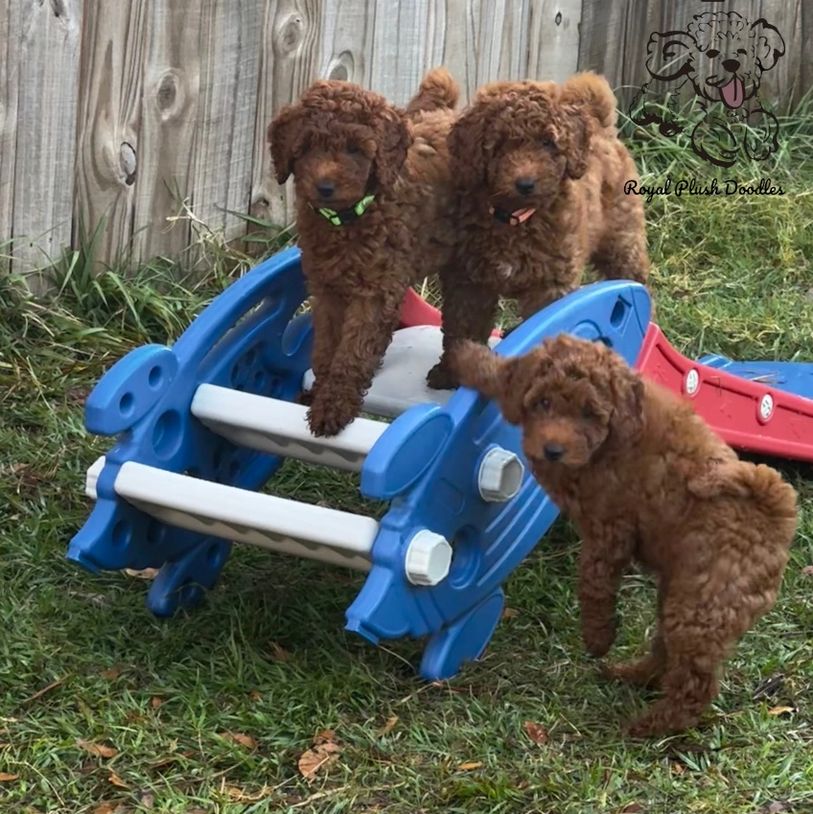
[0,0,807,286]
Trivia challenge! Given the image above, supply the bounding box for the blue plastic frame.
[69,246,651,678]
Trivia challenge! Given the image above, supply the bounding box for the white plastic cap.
[405,529,453,586]
[478,447,524,502]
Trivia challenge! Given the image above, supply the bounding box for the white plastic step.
[302,325,501,418]
[191,384,388,472]
[110,462,377,571]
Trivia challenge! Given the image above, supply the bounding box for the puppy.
[428,73,650,390]
[269,68,459,436]
[452,335,797,737]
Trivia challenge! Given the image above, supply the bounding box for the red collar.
[489,204,537,226]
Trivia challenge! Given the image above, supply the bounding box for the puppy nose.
[543,443,565,462]
[316,180,335,199]
[722,58,740,72]
[515,177,536,196]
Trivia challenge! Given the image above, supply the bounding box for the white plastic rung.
[111,462,377,571]
[191,384,387,472]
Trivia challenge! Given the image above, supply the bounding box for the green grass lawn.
[1,116,813,813]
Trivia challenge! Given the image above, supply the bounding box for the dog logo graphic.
[629,10,786,167]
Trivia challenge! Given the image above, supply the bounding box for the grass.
[1,112,813,814]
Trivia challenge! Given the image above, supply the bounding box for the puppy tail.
[561,71,618,128]
[689,460,798,523]
[406,67,460,114]
[448,340,504,400]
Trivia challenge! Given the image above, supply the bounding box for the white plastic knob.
[478,447,524,502]
[405,529,453,586]
[85,456,106,499]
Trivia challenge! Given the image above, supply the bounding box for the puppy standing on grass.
[269,69,459,436]
[452,335,797,737]
[429,73,650,390]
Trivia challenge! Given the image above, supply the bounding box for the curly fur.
[452,335,798,737]
[269,68,459,435]
[428,73,650,390]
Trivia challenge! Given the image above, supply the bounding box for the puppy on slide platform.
[269,68,459,437]
[452,335,797,737]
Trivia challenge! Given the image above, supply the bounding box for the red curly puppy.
[270,69,459,436]
[452,335,797,737]
[429,73,650,389]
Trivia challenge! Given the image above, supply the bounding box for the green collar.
[312,194,376,227]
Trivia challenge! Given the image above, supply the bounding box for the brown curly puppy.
[429,73,650,389]
[269,68,459,436]
[452,335,797,737]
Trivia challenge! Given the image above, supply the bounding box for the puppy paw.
[601,658,661,689]
[582,621,617,658]
[307,390,362,437]
[427,362,458,391]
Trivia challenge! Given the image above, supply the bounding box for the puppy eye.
[581,405,595,419]
[538,137,556,152]
[706,48,720,58]
[347,144,361,155]
[737,48,747,56]
[537,398,552,412]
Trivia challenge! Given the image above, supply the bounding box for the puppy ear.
[268,103,306,184]
[373,107,410,191]
[447,104,489,190]
[561,106,590,180]
[449,341,524,424]
[608,370,645,443]
[645,30,695,82]
[751,19,786,72]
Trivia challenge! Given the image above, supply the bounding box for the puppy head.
[447,79,597,210]
[268,80,410,209]
[451,335,644,469]
[648,12,785,110]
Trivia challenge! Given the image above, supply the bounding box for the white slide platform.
[302,325,501,419]
[191,384,387,472]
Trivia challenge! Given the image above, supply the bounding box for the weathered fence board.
[0,0,808,282]
[11,0,82,290]
[74,0,149,269]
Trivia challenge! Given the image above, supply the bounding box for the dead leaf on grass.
[92,804,128,814]
[802,565,813,577]
[0,772,19,782]
[100,667,122,681]
[248,690,262,702]
[758,802,791,814]
[123,568,159,580]
[456,761,484,771]
[77,739,118,759]
[502,607,520,620]
[298,730,341,782]
[220,731,258,750]
[108,770,128,789]
[620,804,646,814]
[767,706,796,717]
[225,784,275,802]
[150,696,164,710]
[379,715,399,736]
[523,721,548,745]
[269,642,292,662]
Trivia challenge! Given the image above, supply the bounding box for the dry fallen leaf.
[801,565,813,577]
[523,721,548,745]
[670,761,686,775]
[77,739,119,759]
[108,770,128,789]
[123,568,159,580]
[248,690,263,702]
[759,802,791,814]
[100,667,122,681]
[379,715,399,736]
[456,761,484,771]
[502,607,520,620]
[298,730,342,782]
[225,785,275,802]
[221,731,258,750]
[0,772,19,782]
[92,804,127,814]
[269,642,292,662]
[768,706,796,717]
[620,804,646,814]
[150,696,164,710]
